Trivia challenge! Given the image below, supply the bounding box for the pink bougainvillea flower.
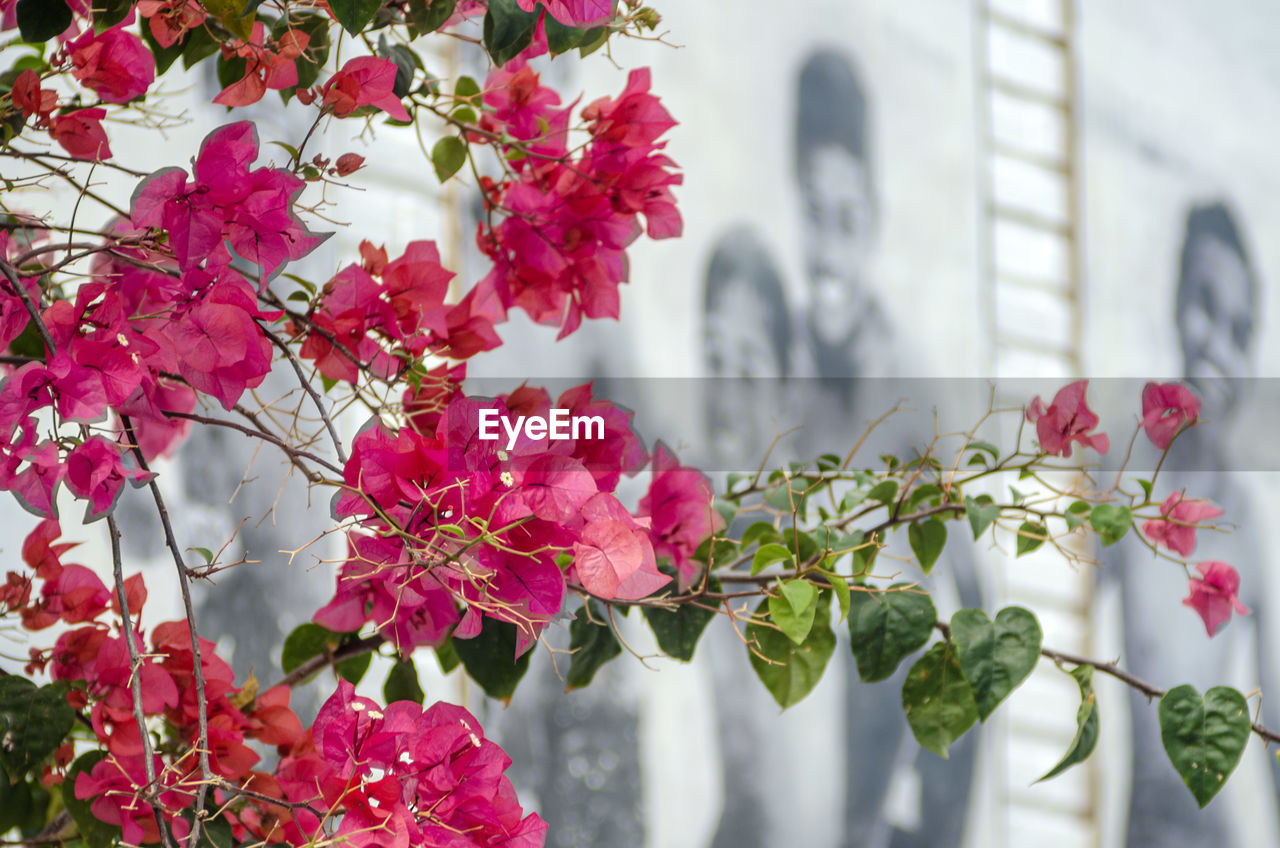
[49,109,111,160]
[516,0,613,27]
[137,0,207,48]
[64,435,149,517]
[12,70,58,121]
[1141,381,1201,450]
[637,442,723,591]
[1141,490,1223,558]
[321,57,411,122]
[68,24,156,103]
[1183,561,1249,637]
[1025,379,1110,458]
[213,23,309,108]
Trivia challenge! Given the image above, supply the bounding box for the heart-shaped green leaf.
[751,542,793,575]
[950,606,1042,720]
[1089,504,1132,546]
[902,640,979,758]
[642,576,721,662]
[908,518,947,574]
[965,495,1000,540]
[769,579,819,645]
[566,601,621,689]
[1158,684,1250,808]
[1015,521,1047,557]
[748,595,835,708]
[848,583,936,682]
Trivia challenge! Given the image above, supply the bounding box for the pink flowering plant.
[0,1,1267,844]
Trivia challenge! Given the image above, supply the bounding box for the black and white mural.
[1082,2,1280,845]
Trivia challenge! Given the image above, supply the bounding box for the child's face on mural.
[800,144,875,342]
[704,283,786,464]
[1179,234,1254,419]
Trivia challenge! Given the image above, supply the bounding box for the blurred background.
[6,1,1280,846]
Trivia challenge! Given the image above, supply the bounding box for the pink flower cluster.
[317,384,721,656]
[296,239,499,383]
[261,680,547,847]
[472,64,682,338]
[4,20,155,160]
[7,519,543,846]
[5,521,304,843]
[0,122,323,518]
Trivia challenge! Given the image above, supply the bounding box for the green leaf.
[1089,504,1132,546]
[336,648,372,684]
[452,619,531,704]
[181,24,221,70]
[1064,500,1090,530]
[909,483,942,509]
[16,0,71,42]
[577,24,610,56]
[281,622,336,673]
[901,640,979,758]
[782,527,820,563]
[751,542,793,575]
[567,601,622,689]
[769,579,819,645]
[187,545,214,564]
[483,0,539,65]
[93,0,133,32]
[1158,684,1251,808]
[1015,521,1047,557]
[826,572,850,623]
[847,584,936,683]
[741,521,782,549]
[0,677,75,776]
[0,763,51,834]
[431,136,467,182]
[63,751,120,848]
[966,440,999,460]
[840,487,869,512]
[544,13,587,53]
[868,479,898,506]
[908,518,946,574]
[408,0,457,35]
[949,606,1042,721]
[193,815,237,848]
[747,595,836,708]
[382,43,417,98]
[765,478,809,513]
[330,0,381,34]
[642,577,720,661]
[436,637,461,674]
[216,53,248,93]
[1037,665,1099,782]
[816,453,842,471]
[384,658,426,704]
[1136,478,1154,501]
[964,494,1000,540]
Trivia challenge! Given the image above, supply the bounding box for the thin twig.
[107,514,178,848]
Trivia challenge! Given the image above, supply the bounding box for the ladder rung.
[992,141,1070,174]
[990,202,1072,236]
[1007,715,1077,741]
[988,9,1068,48]
[1004,792,1092,819]
[995,333,1075,359]
[994,269,1074,297]
[987,74,1068,109]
